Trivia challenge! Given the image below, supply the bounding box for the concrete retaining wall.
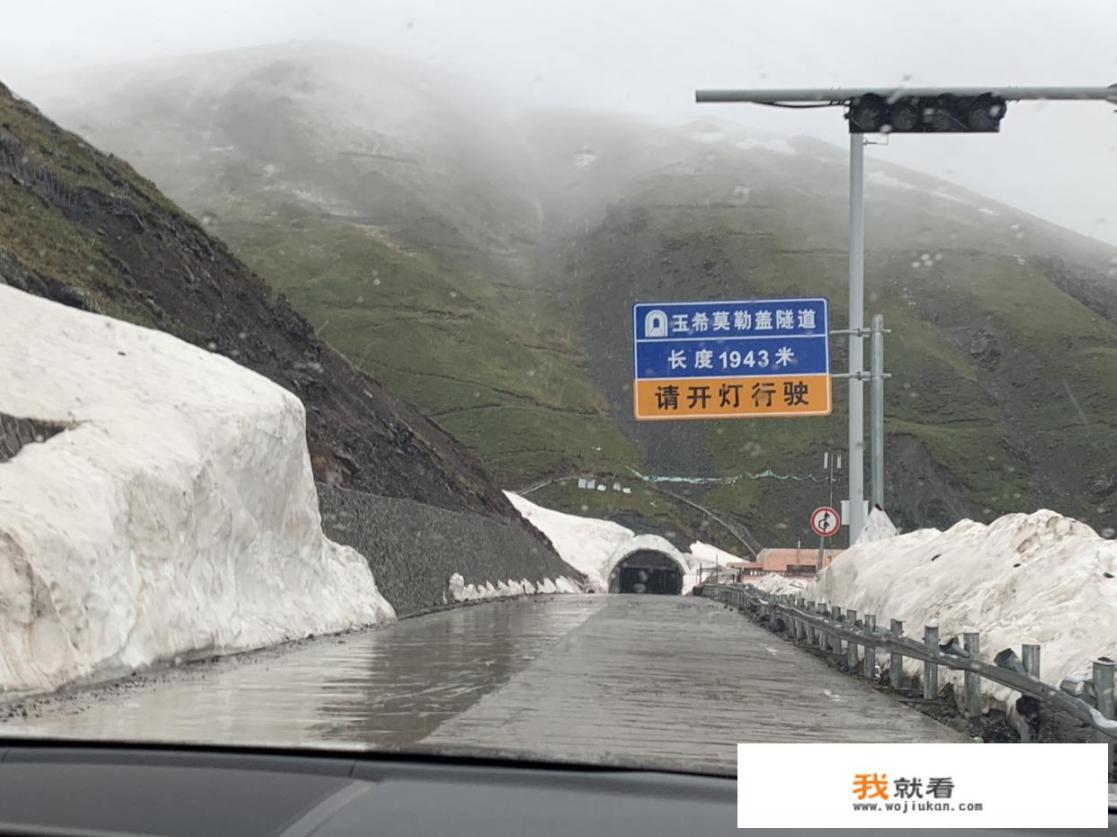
[317,484,581,617]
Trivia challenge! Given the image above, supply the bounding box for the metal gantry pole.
[870,313,885,509]
[848,134,866,545]
[695,83,1117,542]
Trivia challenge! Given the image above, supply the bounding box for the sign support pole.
[870,313,885,509]
[848,134,866,545]
[694,83,1117,544]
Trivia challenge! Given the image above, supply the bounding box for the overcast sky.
[3,0,1116,246]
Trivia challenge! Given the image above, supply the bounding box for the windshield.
[1,0,1115,794]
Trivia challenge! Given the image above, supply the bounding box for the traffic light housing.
[847,93,1007,134]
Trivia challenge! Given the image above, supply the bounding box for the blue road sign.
[632,297,831,420]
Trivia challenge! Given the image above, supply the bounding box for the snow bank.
[856,507,899,544]
[809,510,1117,712]
[505,492,634,590]
[0,286,395,696]
[743,574,810,596]
[448,573,579,602]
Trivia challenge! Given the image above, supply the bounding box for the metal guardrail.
[700,583,1117,753]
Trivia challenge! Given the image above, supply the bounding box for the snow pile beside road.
[0,287,395,696]
[810,510,1117,712]
[505,492,633,590]
[744,574,810,595]
[856,507,899,543]
[448,573,580,602]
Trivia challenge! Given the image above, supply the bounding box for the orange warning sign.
[633,374,831,421]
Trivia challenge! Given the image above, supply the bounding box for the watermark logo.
[851,772,979,814]
[737,743,1107,829]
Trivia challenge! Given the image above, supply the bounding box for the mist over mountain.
[33,41,1117,546]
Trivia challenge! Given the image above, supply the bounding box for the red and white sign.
[810,506,841,538]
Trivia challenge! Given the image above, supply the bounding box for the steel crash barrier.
[698,583,1117,766]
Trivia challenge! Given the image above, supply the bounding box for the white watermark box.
[737,742,1108,829]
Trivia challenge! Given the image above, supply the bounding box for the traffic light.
[847,93,1007,134]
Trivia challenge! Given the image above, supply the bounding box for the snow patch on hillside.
[688,541,742,567]
[0,286,395,697]
[867,171,917,191]
[505,492,633,591]
[809,510,1117,713]
[505,492,743,594]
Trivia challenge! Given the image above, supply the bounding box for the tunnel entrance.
[609,550,684,595]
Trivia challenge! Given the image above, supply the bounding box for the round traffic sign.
[810,506,841,538]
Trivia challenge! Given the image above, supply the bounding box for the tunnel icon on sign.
[644,309,669,338]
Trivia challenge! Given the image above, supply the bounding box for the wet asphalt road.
[1,595,960,772]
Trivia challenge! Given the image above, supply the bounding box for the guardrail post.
[864,615,876,682]
[805,600,815,644]
[846,609,859,671]
[1022,644,1041,680]
[829,605,842,656]
[1018,643,1042,745]
[818,603,829,650]
[889,619,904,689]
[923,625,939,700]
[1093,658,1115,773]
[1094,659,1115,719]
[963,631,982,718]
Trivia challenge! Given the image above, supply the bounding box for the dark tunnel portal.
[611,550,684,595]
